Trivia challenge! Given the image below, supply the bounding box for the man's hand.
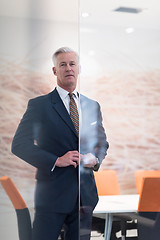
[55,151,79,168]
[81,153,98,168]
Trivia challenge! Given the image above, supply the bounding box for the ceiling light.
[125,27,135,34]
[82,12,90,18]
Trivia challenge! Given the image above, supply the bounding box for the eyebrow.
[59,61,76,65]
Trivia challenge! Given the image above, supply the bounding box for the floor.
[0,208,138,240]
[91,230,138,239]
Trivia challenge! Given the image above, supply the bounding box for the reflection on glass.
[79,94,109,239]
[80,0,160,238]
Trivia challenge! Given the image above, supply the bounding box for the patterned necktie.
[68,93,79,135]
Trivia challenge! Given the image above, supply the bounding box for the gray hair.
[52,47,79,66]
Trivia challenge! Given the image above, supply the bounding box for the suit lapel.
[50,88,78,136]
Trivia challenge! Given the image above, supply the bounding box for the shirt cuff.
[51,158,59,171]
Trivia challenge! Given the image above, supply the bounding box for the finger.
[73,155,79,161]
[73,159,79,165]
[71,155,79,162]
[72,155,79,160]
[83,164,92,168]
[71,150,79,154]
[70,160,77,168]
[72,160,79,166]
[71,151,79,156]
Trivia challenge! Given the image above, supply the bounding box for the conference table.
[93,194,139,240]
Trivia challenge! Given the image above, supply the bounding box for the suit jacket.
[11,88,109,213]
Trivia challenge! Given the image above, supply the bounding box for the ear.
[52,67,57,76]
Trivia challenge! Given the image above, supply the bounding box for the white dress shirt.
[56,85,80,114]
[51,85,80,171]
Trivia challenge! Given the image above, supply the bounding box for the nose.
[66,64,71,71]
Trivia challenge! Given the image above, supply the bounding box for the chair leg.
[121,219,127,240]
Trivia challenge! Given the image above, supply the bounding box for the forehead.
[57,52,77,63]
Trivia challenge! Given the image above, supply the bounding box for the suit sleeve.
[80,99,109,171]
[92,102,109,171]
[11,99,58,172]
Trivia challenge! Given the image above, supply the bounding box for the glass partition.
[1,0,160,239]
[79,0,160,239]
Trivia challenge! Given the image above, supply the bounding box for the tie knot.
[68,93,74,99]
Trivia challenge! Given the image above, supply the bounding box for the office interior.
[0,0,160,239]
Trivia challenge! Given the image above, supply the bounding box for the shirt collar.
[56,85,78,100]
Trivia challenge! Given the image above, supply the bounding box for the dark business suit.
[11,88,108,239]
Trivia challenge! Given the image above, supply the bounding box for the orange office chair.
[94,169,121,196]
[0,176,32,240]
[0,176,64,240]
[93,170,137,239]
[135,170,160,194]
[137,177,160,212]
[92,170,122,239]
[113,177,160,240]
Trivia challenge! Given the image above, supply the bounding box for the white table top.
[94,194,139,214]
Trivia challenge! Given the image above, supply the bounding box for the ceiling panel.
[0,0,160,29]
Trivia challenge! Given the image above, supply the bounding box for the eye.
[70,62,76,66]
[60,63,66,67]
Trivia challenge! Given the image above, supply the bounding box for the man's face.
[53,52,79,91]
